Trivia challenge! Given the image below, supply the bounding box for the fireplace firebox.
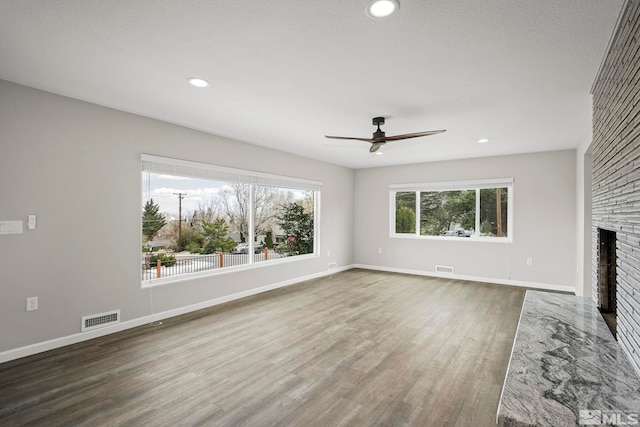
[597,228,617,337]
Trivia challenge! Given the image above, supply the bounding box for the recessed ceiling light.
[477,138,490,144]
[366,0,399,19]
[188,77,209,88]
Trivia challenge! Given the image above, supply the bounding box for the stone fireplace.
[591,0,640,375]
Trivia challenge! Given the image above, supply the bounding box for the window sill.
[390,234,511,243]
[141,252,319,289]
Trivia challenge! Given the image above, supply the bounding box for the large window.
[141,155,320,285]
[390,179,512,241]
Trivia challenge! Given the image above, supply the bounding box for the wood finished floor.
[0,269,526,427]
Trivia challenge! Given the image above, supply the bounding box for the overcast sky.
[143,173,228,219]
[143,173,308,220]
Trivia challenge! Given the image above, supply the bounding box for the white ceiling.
[0,0,624,169]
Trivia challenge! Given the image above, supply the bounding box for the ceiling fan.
[325,117,446,153]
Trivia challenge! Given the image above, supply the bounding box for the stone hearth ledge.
[497,291,640,426]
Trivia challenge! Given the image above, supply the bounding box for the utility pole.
[173,193,187,246]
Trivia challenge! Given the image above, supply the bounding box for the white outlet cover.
[26,297,38,311]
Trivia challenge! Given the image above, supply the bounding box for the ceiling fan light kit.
[366,0,400,19]
[325,116,445,153]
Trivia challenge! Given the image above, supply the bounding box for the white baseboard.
[0,263,571,364]
[0,265,354,364]
[353,264,576,294]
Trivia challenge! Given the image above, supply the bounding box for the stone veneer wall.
[592,0,640,375]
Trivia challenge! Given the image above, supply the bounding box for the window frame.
[389,178,513,242]
[141,154,321,287]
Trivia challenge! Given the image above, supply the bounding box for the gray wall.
[354,150,577,289]
[591,0,640,375]
[0,80,354,354]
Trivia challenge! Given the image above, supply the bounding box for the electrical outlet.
[526,258,533,266]
[378,248,383,254]
[26,297,38,311]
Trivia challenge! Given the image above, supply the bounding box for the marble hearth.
[497,291,640,426]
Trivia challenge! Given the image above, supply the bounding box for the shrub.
[177,226,206,251]
[185,242,203,254]
[149,252,176,267]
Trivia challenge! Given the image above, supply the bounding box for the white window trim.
[389,178,513,243]
[141,154,322,191]
[141,154,321,286]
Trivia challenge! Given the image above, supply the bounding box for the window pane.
[254,186,315,262]
[420,190,475,236]
[141,156,321,284]
[395,192,416,234]
[479,188,508,237]
[142,172,249,281]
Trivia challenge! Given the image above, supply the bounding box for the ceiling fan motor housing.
[372,116,386,139]
[372,116,385,126]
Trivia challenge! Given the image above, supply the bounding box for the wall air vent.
[81,310,120,332]
[435,265,454,275]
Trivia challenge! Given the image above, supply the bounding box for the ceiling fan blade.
[325,135,374,143]
[378,130,446,142]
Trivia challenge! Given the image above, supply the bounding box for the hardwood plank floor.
[0,269,526,426]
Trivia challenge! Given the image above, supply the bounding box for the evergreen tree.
[202,218,236,253]
[142,199,166,241]
[395,206,416,233]
[264,230,274,248]
[277,202,313,255]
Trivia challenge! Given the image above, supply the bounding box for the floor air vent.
[81,310,120,332]
[436,265,454,275]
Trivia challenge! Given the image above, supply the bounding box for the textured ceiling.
[0,0,624,169]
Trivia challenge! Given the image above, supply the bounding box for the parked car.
[231,243,249,254]
[442,229,471,237]
[231,243,264,254]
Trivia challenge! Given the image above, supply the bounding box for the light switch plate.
[0,220,24,235]
[28,215,37,230]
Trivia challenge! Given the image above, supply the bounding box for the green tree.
[395,206,416,233]
[443,190,475,231]
[420,190,475,235]
[177,224,206,252]
[142,199,166,241]
[202,218,236,253]
[264,230,274,248]
[277,202,314,255]
[396,192,416,233]
[420,191,445,235]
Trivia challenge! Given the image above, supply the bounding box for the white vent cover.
[435,265,454,275]
[81,310,120,332]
